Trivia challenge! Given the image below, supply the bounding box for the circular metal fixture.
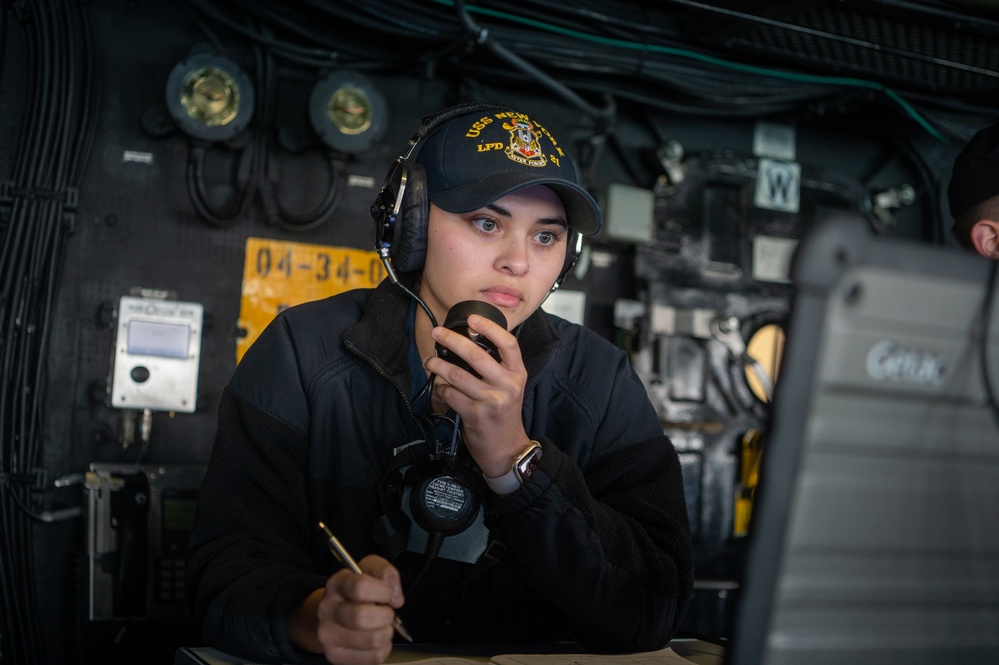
[166,53,254,141]
[183,68,238,126]
[309,71,387,153]
[329,87,373,136]
[744,322,785,403]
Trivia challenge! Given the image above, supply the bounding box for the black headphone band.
[552,231,583,293]
[372,102,524,279]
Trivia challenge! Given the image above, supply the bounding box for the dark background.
[2,1,997,663]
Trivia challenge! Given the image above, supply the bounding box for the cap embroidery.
[503,119,547,168]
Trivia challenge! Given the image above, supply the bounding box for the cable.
[390,277,439,330]
[875,130,945,244]
[177,11,348,231]
[185,0,340,68]
[664,0,999,84]
[455,0,615,123]
[178,0,991,146]
[404,531,445,597]
[743,355,774,404]
[445,413,463,469]
[260,148,345,232]
[250,31,345,233]
[182,0,998,144]
[428,0,952,141]
[0,1,98,663]
[185,139,260,227]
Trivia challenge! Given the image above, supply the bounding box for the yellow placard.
[237,237,386,362]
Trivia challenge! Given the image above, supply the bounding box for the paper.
[394,647,702,665]
[178,644,717,665]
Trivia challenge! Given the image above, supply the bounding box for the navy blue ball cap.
[415,108,603,236]
[948,119,999,219]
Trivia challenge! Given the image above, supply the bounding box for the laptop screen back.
[727,215,999,665]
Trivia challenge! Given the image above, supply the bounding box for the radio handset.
[108,471,150,617]
[433,300,508,466]
[434,300,507,379]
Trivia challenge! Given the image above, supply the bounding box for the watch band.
[484,441,543,495]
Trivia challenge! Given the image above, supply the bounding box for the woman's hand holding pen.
[288,553,405,665]
[319,556,404,665]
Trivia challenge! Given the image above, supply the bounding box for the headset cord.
[405,414,465,596]
[444,414,462,471]
[379,263,439,330]
[405,531,444,598]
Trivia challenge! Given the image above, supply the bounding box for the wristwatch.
[484,441,543,495]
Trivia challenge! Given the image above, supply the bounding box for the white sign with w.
[755,158,801,213]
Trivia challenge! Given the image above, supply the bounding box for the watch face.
[515,446,542,482]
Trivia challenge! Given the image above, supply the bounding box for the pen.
[317,521,414,643]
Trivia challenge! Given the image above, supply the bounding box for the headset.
[369,101,584,294]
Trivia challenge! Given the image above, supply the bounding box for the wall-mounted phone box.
[86,463,206,621]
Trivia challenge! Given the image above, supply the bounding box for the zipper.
[343,338,433,445]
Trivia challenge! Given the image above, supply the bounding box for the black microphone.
[435,300,507,377]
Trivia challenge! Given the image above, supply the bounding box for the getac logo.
[864,340,946,385]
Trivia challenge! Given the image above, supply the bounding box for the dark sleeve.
[489,343,693,653]
[186,357,325,662]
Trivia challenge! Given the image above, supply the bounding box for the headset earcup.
[389,162,429,274]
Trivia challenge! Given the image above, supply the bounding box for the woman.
[187,103,693,665]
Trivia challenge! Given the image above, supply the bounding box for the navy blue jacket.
[187,278,693,662]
